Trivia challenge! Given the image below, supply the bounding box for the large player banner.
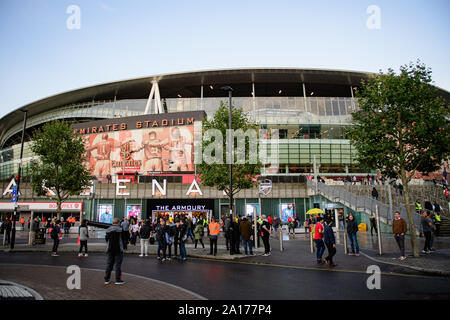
[82,125,194,178]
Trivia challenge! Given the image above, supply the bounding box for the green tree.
[196,102,262,216]
[348,61,449,257]
[30,121,92,219]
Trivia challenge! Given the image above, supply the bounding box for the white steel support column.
[144,80,163,114]
[302,82,307,112]
[252,82,256,112]
[200,85,204,110]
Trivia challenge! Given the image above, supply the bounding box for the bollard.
[279,227,283,251]
[343,232,348,254]
[310,230,314,253]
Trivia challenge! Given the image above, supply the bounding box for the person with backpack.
[78,219,89,257]
[194,221,205,249]
[104,218,125,285]
[50,219,61,257]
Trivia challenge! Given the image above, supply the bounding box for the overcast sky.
[0,0,449,118]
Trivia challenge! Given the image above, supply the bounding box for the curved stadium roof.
[1,67,449,145]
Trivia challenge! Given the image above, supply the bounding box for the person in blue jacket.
[324,219,337,267]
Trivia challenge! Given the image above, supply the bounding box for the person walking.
[104,218,125,285]
[193,222,205,249]
[313,217,326,264]
[138,220,151,257]
[323,219,337,267]
[392,211,407,260]
[239,216,254,256]
[371,187,378,201]
[78,219,89,257]
[369,214,378,236]
[20,217,25,229]
[421,211,433,254]
[50,219,61,257]
[186,216,194,242]
[346,214,360,256]
[208,218,221,256]
[260,215,271,256]
[29,216,40,246]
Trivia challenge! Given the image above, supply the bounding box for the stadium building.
[1,68,448,224]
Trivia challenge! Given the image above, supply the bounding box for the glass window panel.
[332,100,340,116]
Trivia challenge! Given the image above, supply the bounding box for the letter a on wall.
[186,179,203,196]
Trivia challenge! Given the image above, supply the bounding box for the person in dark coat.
[371,187,378,200]
[104,218,125,284]
[323,219,337,267]
[154,218,166,260]
[346,214,359,256]
[229,219,239,255]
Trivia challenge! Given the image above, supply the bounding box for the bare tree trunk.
[401,170,419,257]
[57,200,62,220]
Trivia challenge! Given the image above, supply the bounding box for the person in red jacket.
[267,216,273,226]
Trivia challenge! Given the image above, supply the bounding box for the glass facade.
[0,96,361,180]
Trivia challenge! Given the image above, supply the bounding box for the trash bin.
[358,223,367,232]
[35,228,46,245]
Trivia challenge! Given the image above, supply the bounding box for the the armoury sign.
[72,111,206,180]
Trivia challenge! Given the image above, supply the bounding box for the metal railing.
[307,179,424,230]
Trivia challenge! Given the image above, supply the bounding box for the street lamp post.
[221,86,234,218]
[11,109,28,249]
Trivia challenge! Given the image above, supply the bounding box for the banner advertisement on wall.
[126,204,141,220]
[280,203,295,223]
[98,204,113,224]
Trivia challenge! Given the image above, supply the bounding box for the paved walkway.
[0,264,205,300]
[3,230,450,276]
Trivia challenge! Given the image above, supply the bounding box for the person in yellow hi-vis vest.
[208,218,221,256]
